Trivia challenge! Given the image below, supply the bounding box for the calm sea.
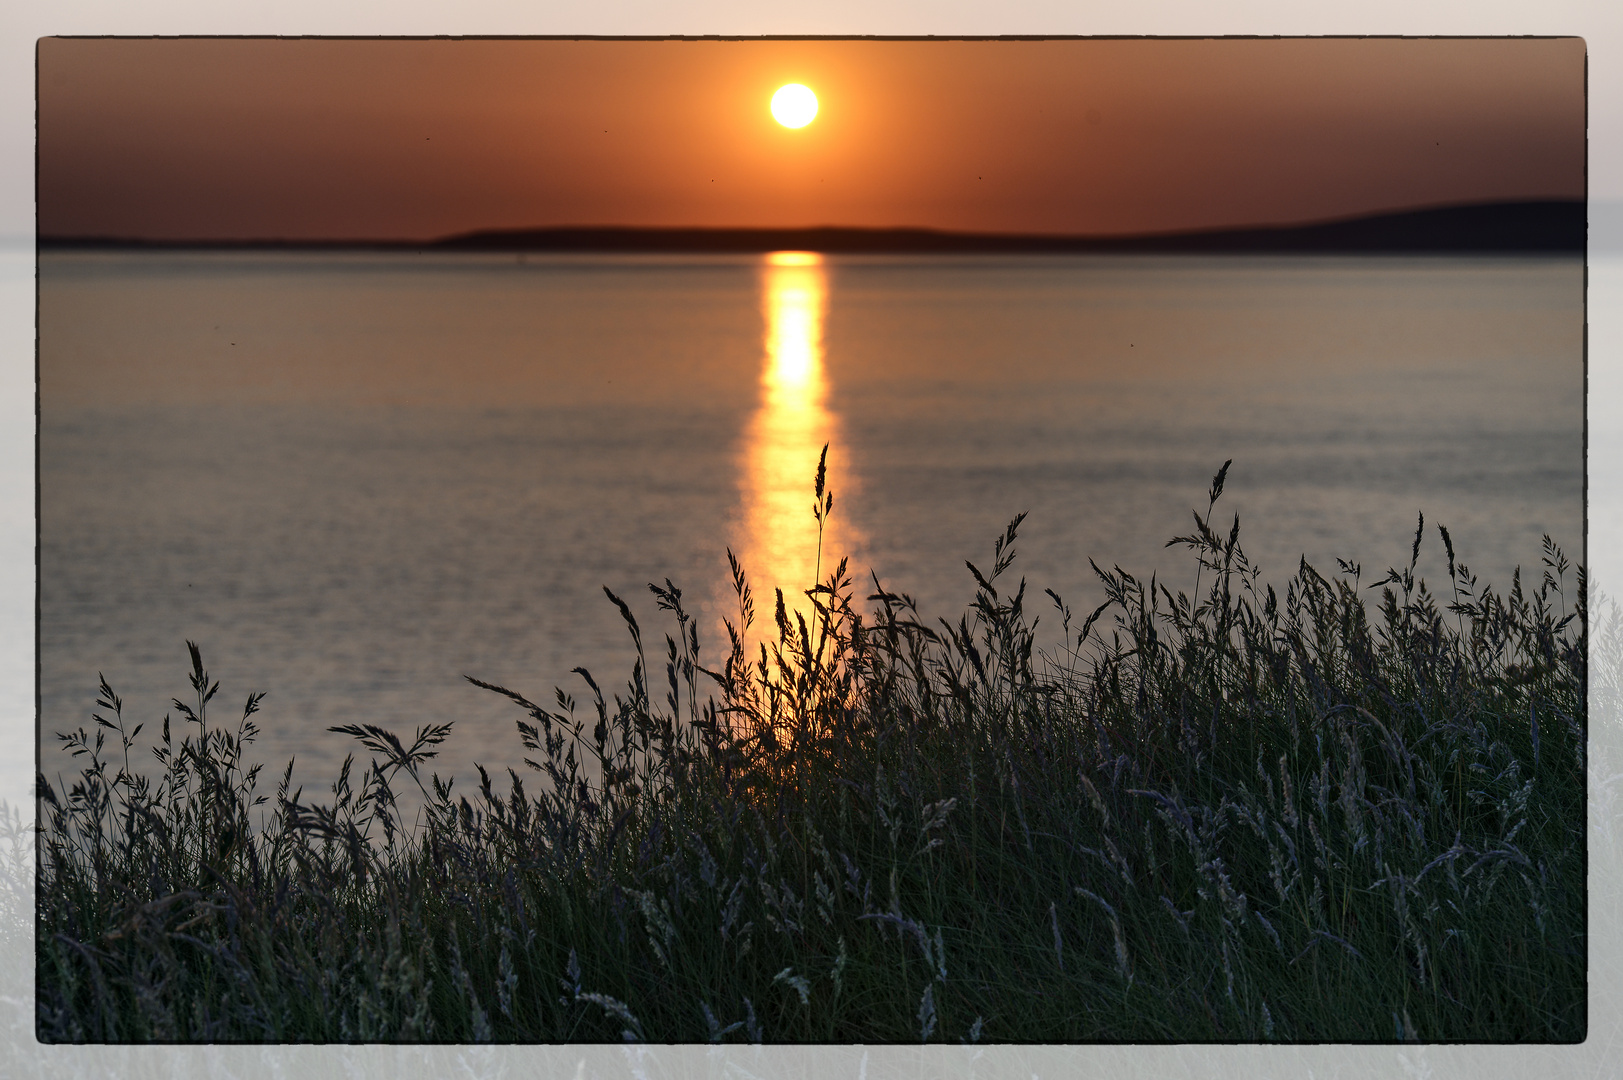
[38,250,1583,802]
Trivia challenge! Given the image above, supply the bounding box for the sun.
[770,84,818,129]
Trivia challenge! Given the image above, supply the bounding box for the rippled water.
[39,250,1583,800]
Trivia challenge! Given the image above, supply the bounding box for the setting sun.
[770,83,818,128]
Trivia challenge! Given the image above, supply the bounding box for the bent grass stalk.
[36,458,1585,1043]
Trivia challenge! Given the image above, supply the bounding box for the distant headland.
[39,199,1585,254]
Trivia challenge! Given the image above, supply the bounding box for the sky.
[37,36,1585,242]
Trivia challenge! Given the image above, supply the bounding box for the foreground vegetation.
[37,461,1584,1042]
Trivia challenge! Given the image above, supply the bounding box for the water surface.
[39,251,1583,800]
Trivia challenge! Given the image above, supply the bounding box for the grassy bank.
[36,462,1584,1042]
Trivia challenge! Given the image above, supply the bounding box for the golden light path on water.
[727,251,862,651]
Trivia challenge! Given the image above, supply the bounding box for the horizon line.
[37,198,1585,254]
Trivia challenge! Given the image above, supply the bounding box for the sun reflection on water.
[728,252,861,646]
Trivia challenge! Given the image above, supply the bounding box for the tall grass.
[36,460,1584,1042]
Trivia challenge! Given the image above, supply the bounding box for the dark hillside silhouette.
[40,199,1585,254]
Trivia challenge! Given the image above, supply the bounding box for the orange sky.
[37,37,1584,241]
